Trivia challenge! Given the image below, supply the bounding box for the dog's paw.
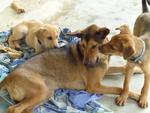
[138,96,148,108]
[115,94,128,106]
[22,110,34,113]
[8,106,14,113]
[8,105,23,113]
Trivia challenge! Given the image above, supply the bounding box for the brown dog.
[0,24,139,113]
[8,20,59,53]
[99,23,150,108]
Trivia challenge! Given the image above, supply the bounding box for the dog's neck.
[76,41,84,61]
[129,37,145,63]
[68,42,83,63]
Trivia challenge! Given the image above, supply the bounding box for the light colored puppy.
[8,20,59,53]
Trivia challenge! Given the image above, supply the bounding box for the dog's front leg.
[86,68,139,101]
[13,40,21,49]
[115,63,135,106]
[106,66,125,75]
[139,63,150,108]
[87,83,139,101]
[106,65,142,75]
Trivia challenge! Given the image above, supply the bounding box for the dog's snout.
[84,62,95,67]
[54,45,58,48]
[99,46,102,50]
[99,46,104,52]
[84,58,96,67]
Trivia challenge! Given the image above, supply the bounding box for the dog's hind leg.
[8,34,23,49]
[8,84,51,113]
[139,63,150,108]
[8,26,28,49]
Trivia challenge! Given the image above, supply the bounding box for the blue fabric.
[34,89,112,113]
[0,53,11,82]
[0,29,113,113]
[0,30,11,44]
[59,28,80,44]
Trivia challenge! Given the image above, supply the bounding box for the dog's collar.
[129,40,145,63]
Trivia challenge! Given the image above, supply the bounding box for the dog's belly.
[44,76,85,90]
[18,48,87,90]
[42,63,86,90]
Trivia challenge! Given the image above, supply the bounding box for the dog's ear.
[96,27,110,39]
[115,25,131,34]
[35,27,47,39]
[53,25,60,35]
[123,45,135,59]
[66,30,82,38]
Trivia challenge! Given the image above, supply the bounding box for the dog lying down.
[0,24,140,113]
[8,20,59,53]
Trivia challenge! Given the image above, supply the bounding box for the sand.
[0,0,75,31]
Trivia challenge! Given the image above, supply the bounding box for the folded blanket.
[0,29,113,113]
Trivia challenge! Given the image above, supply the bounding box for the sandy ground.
[0,0,150,113]
[0,0,75,31]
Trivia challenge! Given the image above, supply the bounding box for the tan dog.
[100,0,150,108]
[8,20,59,53]
[99,23,150,108]
[0,24,139,113]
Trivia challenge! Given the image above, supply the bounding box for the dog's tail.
[142,0,150,13]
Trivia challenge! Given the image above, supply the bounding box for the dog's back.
[134,0,150,36]
[134,0,150,53]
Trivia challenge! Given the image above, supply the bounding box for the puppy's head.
[67,24,110,67]
[99,26,135,59]
[35,24,59,49]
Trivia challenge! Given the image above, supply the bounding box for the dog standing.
[0,25,139,113]
[99,1,150,107]
[8,20,59,53]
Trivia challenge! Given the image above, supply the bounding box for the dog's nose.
[54,45,58,48]
[16,47,21,51]
[84,60,95,67]
[99,46,103,52]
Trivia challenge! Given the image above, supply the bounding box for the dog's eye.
[110,44,115,49]
[91,44,97,49]
[82,44,85,49]
[38,39,42,45]
[47,36,52,40]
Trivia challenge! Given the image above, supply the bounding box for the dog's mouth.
[84,57,100,68]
